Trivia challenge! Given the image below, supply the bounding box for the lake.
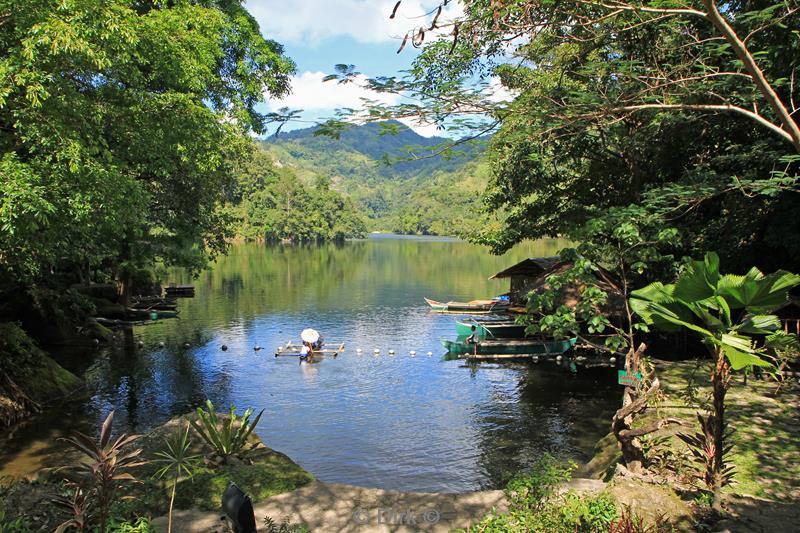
[0,235,621,492]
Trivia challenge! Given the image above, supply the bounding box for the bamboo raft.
[274,342,345,357]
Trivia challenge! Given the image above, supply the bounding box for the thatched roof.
[489,256,562,279]
[514,260,627,318]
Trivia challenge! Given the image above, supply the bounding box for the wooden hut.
[489,256,562,305]
[490,257,625,318]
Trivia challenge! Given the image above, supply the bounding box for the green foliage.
[506,454,575,511]
[631,252,800,370]
[370,0,800,275]
[0,0,295,292]
[224,146,367,242]
[263,121,490,236]
[152,423,201,533]
[108,518,154,533]
[0,506,32,533]
[189,400,263,458]
[153,424,201,482]
[0,322,81,426]
[459,455,621,533]
[631,252,800,504]
[523,205,680,355]
[262,516,309,533]
[558,492,618,532]
[0,323,42,379]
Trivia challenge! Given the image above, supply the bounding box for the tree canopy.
[342,0,799,273]
[0,0,294,297]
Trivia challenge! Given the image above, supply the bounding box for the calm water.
[0,236,621,492]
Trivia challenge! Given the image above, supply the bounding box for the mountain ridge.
[260,120,491,235]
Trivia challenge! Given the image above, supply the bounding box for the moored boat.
[454,319,528,339]
[425,297,510,313]
[126,308,179,319]
[441,337,577,355]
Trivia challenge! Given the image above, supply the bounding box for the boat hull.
[441,337,577,355]
[454,320,527,338]
[425,297,510,313]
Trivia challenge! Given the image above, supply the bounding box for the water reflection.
[0,236,621,492]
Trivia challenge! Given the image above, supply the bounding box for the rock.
[91,298,127,319]
[606,478,694,531]
[576,432,621,480]
[82,320,113,343]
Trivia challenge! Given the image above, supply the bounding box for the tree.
[0,0,295,309]
[224,146,367,242]
[630,252,800,510]
[523,205,682,470]
[326,1,799,271]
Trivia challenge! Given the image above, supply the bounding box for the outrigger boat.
[441,337,577,356]
[455,319,528,339]
[425,297,510,313]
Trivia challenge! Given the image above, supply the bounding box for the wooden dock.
[164,284,195,297]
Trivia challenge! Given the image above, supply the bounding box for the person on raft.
[300,341,313,360]
[466,324,480,355]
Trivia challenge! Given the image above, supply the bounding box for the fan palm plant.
[630,252,799,510]
[152,423,201,533]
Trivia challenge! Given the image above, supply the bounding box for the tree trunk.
[117,239,132,308]
[710,347,731,513]
[168,477,177,533]
[612,343,649,472]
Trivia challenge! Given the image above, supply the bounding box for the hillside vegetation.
[223,148,367,243]
[261,121,491,236]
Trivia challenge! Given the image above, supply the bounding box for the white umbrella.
[301,328,320,344]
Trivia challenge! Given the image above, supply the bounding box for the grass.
[0,413,313,529]
[114,415,313,517]
[643,359,800,501]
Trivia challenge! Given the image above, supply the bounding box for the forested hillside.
[261,121,491,236]
[222,148,367,243]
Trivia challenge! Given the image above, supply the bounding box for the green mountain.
[260,121,491,236]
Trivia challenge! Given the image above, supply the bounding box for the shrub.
[262,516,309,533]
[57,411,145,533]
[189,400,263,459]
[505,454,575,511]
[108,518,154,533]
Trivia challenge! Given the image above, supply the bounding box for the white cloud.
[266,71,399,111]
[246,0,462,46]
[265,71,453,137]
[398,118,444,138]
[485,76,517,103]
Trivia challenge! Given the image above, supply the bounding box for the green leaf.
[717,270,800,313]
[721,345,773,371]
[738,314,781,334]
[672,254,717,303]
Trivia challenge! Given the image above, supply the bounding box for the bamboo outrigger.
[274,342,345,357]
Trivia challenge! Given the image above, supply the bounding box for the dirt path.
[152,480,509,532]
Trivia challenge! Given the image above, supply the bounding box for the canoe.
[425,297,510,313]
[130,301,178,311]
[441,337,577,355]
[455,320,528,339]
[126,308,179,319]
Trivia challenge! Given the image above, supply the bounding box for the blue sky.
[245,1,465,137]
